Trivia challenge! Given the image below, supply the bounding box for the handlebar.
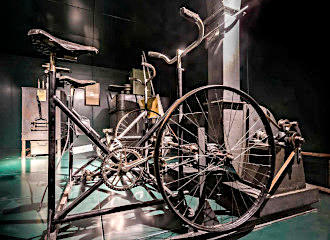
[129,62,156,85]
[148,6,248,65]
[180,7,200,23]
[148,7,204,64]
[142,62,156,83]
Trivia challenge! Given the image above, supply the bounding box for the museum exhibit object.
[0,0,327,239]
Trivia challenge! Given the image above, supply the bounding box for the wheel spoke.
[153,85,275,232]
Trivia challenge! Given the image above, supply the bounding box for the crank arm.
[121,157,148,172]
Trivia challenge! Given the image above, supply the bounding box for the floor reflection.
[0,150,329,240]
[0,151,183,239]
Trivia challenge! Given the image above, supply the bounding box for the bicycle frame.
[45,5,251,237]
[46,54,165,235]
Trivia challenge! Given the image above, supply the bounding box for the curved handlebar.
[129,62,156,84]
[180,7,200,23]
[148,51,173,64]
[141,62,156,83]
[148,7,204,64]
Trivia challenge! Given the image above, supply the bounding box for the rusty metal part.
[301,152,330,158]
[269,150,296,192]
[265,114,281,130]
[101,148,144,191]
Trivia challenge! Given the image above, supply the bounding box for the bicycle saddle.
[59,75,96,88]
[28,29,99,59]
[108,84,130,92]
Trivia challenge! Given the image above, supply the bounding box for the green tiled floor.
[0,150,329,239]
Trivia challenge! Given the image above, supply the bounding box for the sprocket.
[101,147,145,191]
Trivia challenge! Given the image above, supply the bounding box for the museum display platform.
[0,150,328,240]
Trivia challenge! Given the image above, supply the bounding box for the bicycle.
[101,6,275,233]
[28,5,275,236]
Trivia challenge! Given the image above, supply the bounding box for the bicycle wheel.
[115,109,160,147]
[153,85,275,232]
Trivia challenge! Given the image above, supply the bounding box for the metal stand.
[47,53,57,236]
[45,55,166,239]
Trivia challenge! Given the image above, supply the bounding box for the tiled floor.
[0,150,329,239]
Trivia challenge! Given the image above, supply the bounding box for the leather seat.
[108,84,126,92]
[28,29,99,58]
[59,75,96,88]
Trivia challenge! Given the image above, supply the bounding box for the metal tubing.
[55,199,164,224]
[118,111,148,139]
[148,8,204,65]
[72,156,98,176]
[177,50,183,101]
[47,53,57,233]
[53,96,110,155]
[198,127,206,197]
[177,51,184,189]
[55,178,105,220]
[135,113,165,147]
[69,123,74,181]
[68,93,74,182]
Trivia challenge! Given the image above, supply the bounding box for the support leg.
[56,139,61,159]
[68,90,74,182]
[47,54,57,235]
[69,125,74,181]
[198,127,206,197]
[21,140,26,158]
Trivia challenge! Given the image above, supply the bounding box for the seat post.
[47,52,57,234]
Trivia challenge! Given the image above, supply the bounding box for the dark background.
[0,0,327,184]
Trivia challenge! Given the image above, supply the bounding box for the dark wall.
[0,0,208,103]
[0,0,206,69]
[0,0,208,150]
[0,0,326,154]
[0,53,127,149]
[240,0,327,153]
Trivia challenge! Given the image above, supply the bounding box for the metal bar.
[55,178,105,220]
[203,6,224,25]
[47,54,57,234]
[203,5,248,41]
[198,127,206,197]
[56,181,73,213]
[53,96,110,155]
[176,52,184,190]
[301,152,330,158]
[120,136,143,140]
[134,113,165,148]
[68,93,74,182]
[69,123,73,181]
[55,199,164,224]
[265,114,281,130]
[72,156,97,176]
[269,150,295,192]
[307,184,330,194]
[117,111,147,139]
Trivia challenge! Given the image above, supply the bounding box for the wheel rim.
[154,85,275,232]
[115,109,160,147]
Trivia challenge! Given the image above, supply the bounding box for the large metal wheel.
[153,85,275,232]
